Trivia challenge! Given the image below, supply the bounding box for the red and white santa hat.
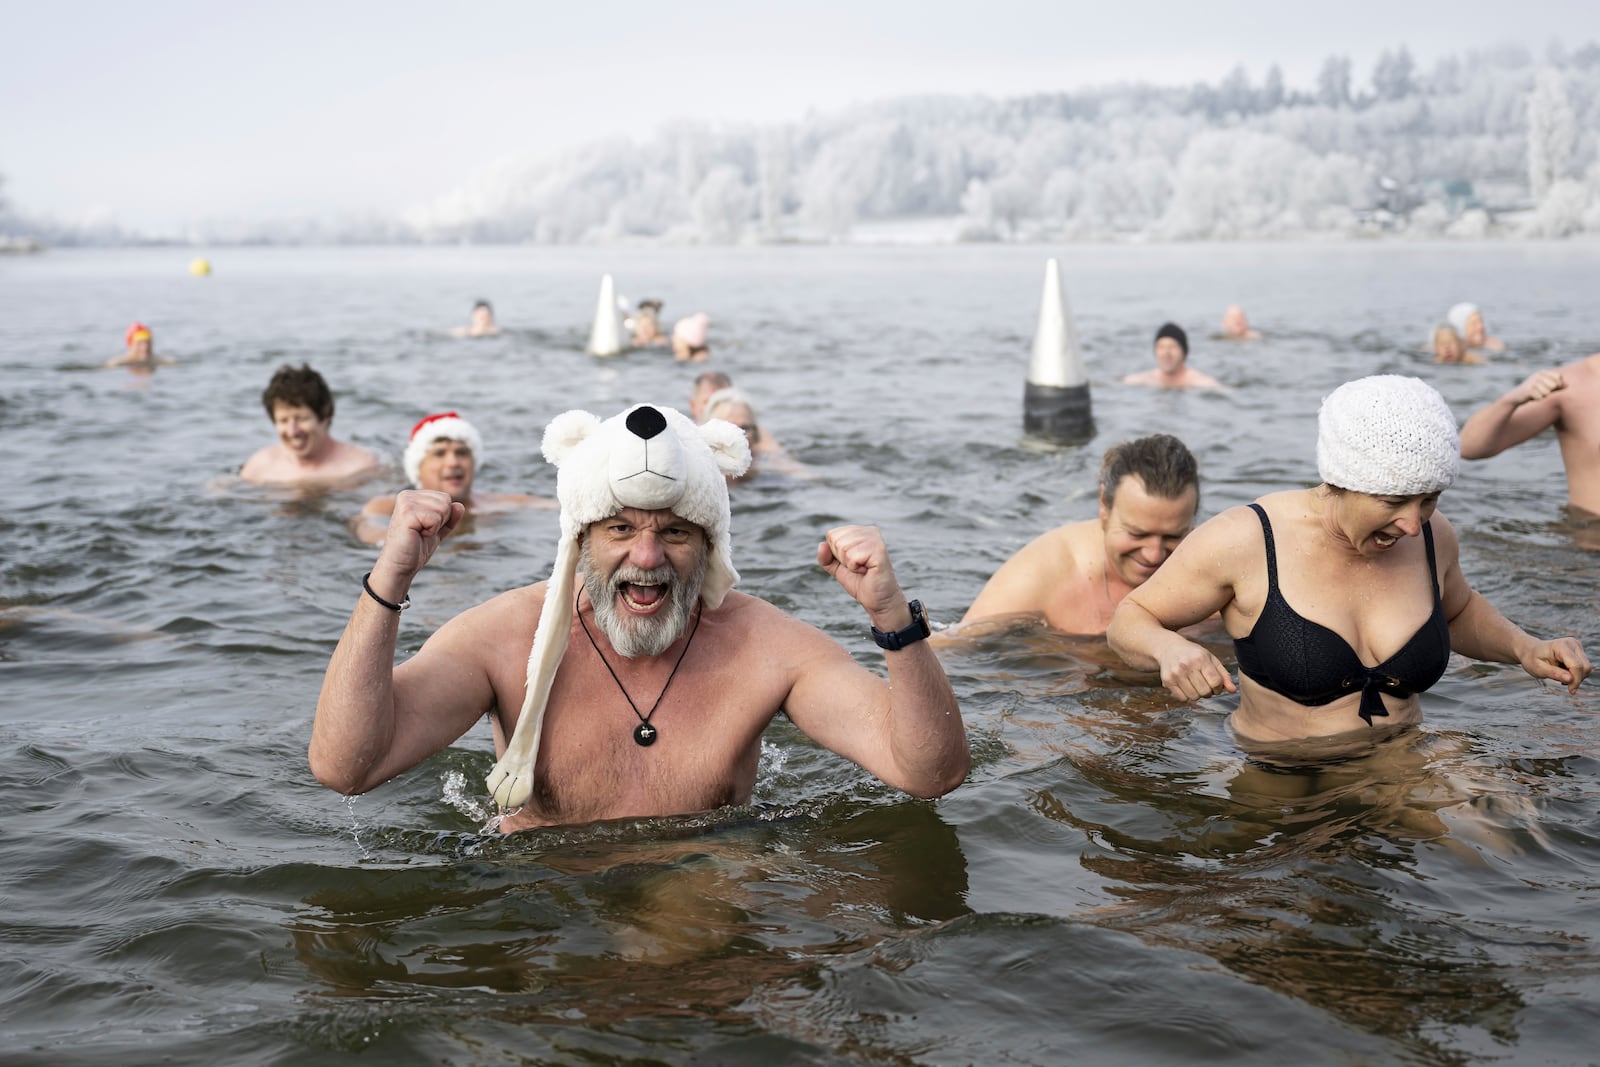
[403,411,484,487]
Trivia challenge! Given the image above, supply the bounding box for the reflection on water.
[2,243,1598,1064]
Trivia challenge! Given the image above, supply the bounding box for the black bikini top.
[1232,503,1451,725]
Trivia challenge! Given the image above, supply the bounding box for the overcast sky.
[3,0,1596,232]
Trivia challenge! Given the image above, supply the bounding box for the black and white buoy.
[1022,258,1093,443]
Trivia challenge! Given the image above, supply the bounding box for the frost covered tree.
[1526,66,1577,200]
[1372,47,1416,101]
[1317,56,1353,108]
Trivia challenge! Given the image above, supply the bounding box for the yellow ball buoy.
[189,257,212,277]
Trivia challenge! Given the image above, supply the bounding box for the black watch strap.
[871,599,930,650]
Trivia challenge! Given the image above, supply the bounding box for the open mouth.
[619,581,669,614]
[1372,531,1399,549]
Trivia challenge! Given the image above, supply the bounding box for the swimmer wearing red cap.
[352,411,554,544]
[106,322,175,369]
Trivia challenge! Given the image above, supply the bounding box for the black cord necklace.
[575,587,703,747]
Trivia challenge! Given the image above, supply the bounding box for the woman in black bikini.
[1107,375,1590,746]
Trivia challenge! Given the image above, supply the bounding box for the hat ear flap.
[542,410,602,466]
[699,417,752,478]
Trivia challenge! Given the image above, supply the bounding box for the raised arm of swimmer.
[791,525,968,796]
[310,490,466,794]
[1458,369,1566,459]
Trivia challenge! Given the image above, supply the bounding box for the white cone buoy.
[1023,258,1093,442]
[587,274,622,357]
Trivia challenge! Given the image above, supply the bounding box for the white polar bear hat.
[485,403,751,809]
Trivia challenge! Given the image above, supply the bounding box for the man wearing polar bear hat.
[311,403,968,831]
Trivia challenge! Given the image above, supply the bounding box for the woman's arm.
[1108,507,1250,701]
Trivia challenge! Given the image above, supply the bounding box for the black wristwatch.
[871,599,931,650]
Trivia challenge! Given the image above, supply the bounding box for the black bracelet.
[362,571,411,613]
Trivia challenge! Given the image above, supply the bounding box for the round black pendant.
[633,722,658,747]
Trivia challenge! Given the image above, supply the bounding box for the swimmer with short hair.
[1220,305,1261,341]
[1431,324,1483,365]
[631,299,668,347]
[956,435,1201,636]
[240,364,382,487]
[689,371,733,423]
[353,412,555,544]
[1124,323,1221,389]
[451,300,501,338]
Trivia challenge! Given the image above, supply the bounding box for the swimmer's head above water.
[404,411,484,500]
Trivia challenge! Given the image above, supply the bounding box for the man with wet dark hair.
[241,364,381,487]
[956,434,1201,636]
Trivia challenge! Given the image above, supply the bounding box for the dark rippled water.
[3,242,1598,1065]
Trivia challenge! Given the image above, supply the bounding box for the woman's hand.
[1520,637,1592,693]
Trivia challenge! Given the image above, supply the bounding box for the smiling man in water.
[352,411,553,544]
[240,364,382,488]
[310,403,968,831]
[955,434,1201,636]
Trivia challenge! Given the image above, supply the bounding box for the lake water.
[3,241,1598,1065]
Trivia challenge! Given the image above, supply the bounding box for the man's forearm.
[883,643,969,796]
[309,593,405,794]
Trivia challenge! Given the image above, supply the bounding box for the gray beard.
[580,538,707,658]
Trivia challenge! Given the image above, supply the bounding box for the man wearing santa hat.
[311,403,969,831]
[352,411,554,545]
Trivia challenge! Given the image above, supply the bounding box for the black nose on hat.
[625,406,668,440]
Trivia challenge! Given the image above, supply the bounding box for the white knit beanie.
[1316,375,1459,495]
[485,403,751,809]
[403,412,484,487]
[1447,302,1478,335]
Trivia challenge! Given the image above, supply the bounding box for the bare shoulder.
[1426,509,1462,560]
[239,444,282,480]
[1170,501,1267,572]
[423,583,543,649]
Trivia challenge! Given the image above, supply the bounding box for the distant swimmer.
[1431,324,1484,365]
[451,300,502,338]
[239,364,383,488]
[1448,303,1504,356]
[105,322,175,369]
[1123,323,1221,389]
[353,412,556,545]
[308,403,967,829]
[688,370,732,422]
[631,299,668,347]
[1460,354,1600,516]
[703,386,808,482]
[956,435,1200,637]
[672,312,711,362]
[1220,304,1261,341]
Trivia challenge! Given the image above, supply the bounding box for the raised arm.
[1458,369,1565,459]
[1107,508,1246,701]
[782,525,968,798]
[309,489,488,794]
[1430,514,1591,692]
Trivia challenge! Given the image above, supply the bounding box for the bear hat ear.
[699,417,753,479]
[542,410,602,466]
